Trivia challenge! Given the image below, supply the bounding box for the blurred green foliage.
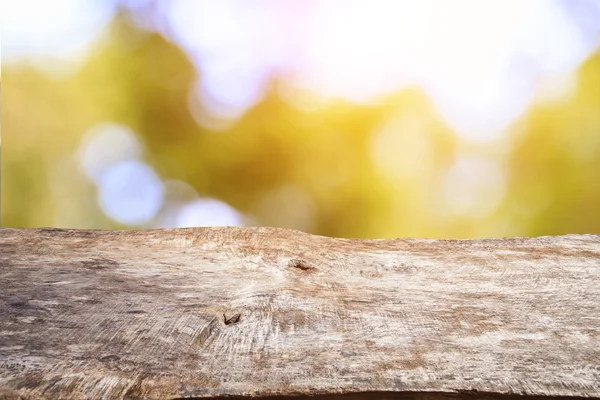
[2,13,599,238]
[503,50,600,236]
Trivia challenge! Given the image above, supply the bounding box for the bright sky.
[1,0,116,63]
[165,0,599,141]
[4,0,599,141]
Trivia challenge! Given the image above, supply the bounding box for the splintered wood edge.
[0,227,599,400]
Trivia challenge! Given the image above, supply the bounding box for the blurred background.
[2,0,600,239]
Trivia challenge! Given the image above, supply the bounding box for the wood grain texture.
[0,227,599,400]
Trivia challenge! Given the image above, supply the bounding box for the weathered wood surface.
[0,227,599,400]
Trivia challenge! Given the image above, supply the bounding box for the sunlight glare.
[5,0,595,142]
[163,0,595,141]
[301,0,591,142]
[1,0,115,63]
[303,0,431,101]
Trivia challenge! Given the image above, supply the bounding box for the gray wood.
[0,227,599,399]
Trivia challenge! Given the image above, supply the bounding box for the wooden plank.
[0,227,599,399]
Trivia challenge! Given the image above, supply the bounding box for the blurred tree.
[503,49,600,236]
[2,7,599,239]
[2,61,100,227]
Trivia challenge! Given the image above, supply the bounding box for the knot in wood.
[288,259,316,272]
[223,312,241,325]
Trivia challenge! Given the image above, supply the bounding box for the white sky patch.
[78,123,142,183]
[299,0,592,141]
[166,0,289,119]
[165,0,597,141]
[1,0,115,62]
[3,0,598,140]
[175,199,243,227]
[98,160,165,225]
[417,0,591,141]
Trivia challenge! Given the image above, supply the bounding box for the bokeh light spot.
[175,199,243,227]
[78,123,142,183]
[98,161,165,225]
